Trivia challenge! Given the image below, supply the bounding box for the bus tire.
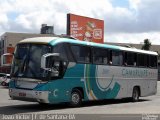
[70,90,82,107]
[132,87,140,102]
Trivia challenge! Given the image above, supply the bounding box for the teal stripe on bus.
[49,38,121,50]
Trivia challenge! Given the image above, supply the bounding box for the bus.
[9,37,158,106]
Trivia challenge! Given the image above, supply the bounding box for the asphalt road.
[0,82,160,120]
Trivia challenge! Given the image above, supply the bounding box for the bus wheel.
[70,90,82,107]
[132,87,140,102]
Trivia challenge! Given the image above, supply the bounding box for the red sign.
[19,92,26,97]
[67,14,104,43]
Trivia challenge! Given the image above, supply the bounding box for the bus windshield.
[11,44,51,80]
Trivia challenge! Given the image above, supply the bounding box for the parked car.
[1,74,11,86]
[0,73,7,84]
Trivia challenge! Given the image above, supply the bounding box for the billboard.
[67,14,104,43]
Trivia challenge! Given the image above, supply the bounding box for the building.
[0,32,55,73]
[40,24,54,34]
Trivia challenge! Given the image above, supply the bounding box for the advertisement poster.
[67,13,104,43]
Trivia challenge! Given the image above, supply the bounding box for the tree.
[141,39,151,50]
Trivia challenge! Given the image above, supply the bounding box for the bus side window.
[92,47,108,65]
[65,43,75,62]
[103,57,108,64]
[137,54,149,67]
[125,52,137,67]
[70,45,91,63]
[53,43,68,61]
[123,52,127,66]
[144,55,149,67]
[112,50,123,66]
[149,55,157,68]
[134,53,137,66]
[109,50,112,65]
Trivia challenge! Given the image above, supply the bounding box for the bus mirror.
[41,53,60,70]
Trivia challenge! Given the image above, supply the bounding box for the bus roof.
[19,37,158,56]
[19,37,59,44]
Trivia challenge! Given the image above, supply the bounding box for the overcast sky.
[0,0,160,44]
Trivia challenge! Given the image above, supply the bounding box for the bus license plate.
[19,92,26,97]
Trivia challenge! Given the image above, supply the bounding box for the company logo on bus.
[96,66,114,91]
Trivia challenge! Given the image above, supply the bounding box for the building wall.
[2,32,55,47]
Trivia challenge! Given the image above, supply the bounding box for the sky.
[0,0,160,44]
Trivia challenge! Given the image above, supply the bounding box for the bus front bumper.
[9,88,49,103]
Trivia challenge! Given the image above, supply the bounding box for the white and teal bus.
[9,37,158,106]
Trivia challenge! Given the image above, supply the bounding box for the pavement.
[0,82,160,120]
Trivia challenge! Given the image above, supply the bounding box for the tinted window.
[93,48,108,64]
[144,55,149,67]
[137,54,150,67]
[125,52,137,66]
[70,45,90,63]
[112,51,123,66]
[54,44,68,61]
[137,54,145,67]
[64,44,75,62]
[149,55,157,68]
